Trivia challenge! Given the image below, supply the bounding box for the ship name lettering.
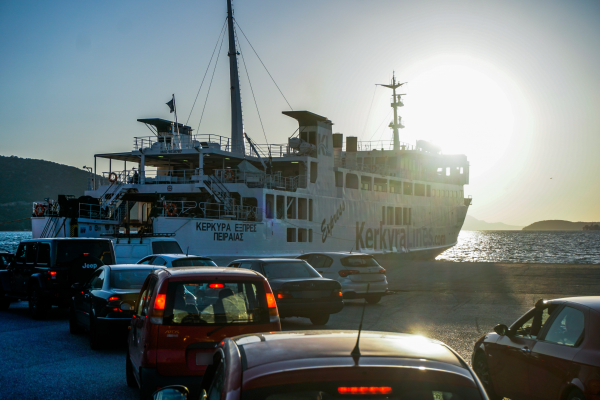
[235,224,256,233]
[196,222,232,232]
[321,201,346,243]
[213,232,244,241]
[355,222,407,251]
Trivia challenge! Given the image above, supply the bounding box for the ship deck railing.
[79,203,123,222]
[94,168,304,192]
[158,200,262,222]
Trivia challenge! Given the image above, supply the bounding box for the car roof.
[107,264,165,270]
[300,252,371,257]
[157,266,262,278]
[148,254,212,260]
[233,330,465,370]
[549,296,600,312]
[231,258,307,263]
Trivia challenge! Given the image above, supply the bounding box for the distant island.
[522,220,600,231]
[461,215,523,231]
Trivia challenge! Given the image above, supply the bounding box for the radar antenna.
[376,72,406,151]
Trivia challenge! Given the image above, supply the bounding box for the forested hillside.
[522,220,599,230]
[0,155,90,231]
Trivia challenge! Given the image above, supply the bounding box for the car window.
[137,256,155,265]
[228,262,240,268]
[309,254,334,269]
[514,307,553,339]
[87,269,105,289]
[56,240,115,265]
[37,243,51,265]
[207,360,226,400]
[152,257,167,266]
[239,262,253,270]
[262,262,320,279]
[138,277,158,317]
[152,241,183,254]
[15,244,27,263]
[172,258,217,267]
[163,281,268,325]
[110,268,154,290]
[543,307,585,346]
[26,243,38,264]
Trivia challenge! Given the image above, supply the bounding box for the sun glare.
[402,64,515,175]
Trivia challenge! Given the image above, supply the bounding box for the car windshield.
[56,241,115,265]
[340,255,380,267]
[163,281,268,326]
[110,268,154,289]
[262,262,321,279]
[242,382,482,400]
[172,258,217,267]
[152,241,183,254]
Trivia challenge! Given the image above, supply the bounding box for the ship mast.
[377,72,405,151]
[227,0,244,155]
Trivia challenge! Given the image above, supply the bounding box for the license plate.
[196,352,213,366]
[294,290,330,298]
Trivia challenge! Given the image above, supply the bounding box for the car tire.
[89,314,103,350]
[309,314,330,326]
[126,350,137,388]
[0,293,10,311]
[473,351,497,399]
[28,286,50,320]
[567,389,587,400]
[69,305,84,334]
[366,295,382,304]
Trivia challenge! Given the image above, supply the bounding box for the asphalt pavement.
[1,261,599,399]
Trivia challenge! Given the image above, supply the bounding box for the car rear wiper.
[206,319,247,337]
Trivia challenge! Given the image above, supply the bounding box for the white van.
[112,236,183,264]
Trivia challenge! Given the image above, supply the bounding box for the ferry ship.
[31,0,471,265]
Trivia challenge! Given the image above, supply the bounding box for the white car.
[137,253,217,268]
[297,252,388,304]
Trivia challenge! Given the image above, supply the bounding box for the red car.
[472,296,600,400]
[154,330,489,400]
[126,267,281,399]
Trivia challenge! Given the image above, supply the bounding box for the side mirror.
[120,301,135,311]
[493,324,510,336]
[153,385,189,400]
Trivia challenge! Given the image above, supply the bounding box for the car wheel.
[0,293,10,311]
[473,351,496,398]
[309,314,330,325]
[567,389,587,400]
[69,305,84,334]
[89,314,103,350]
[28,286,50,319]
[366,295,382,304]
[126,350,137,388]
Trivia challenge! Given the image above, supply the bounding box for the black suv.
[0,238,116,319]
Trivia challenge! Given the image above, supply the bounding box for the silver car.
[297,252,388,304]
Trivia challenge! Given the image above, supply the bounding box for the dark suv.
[0,238,116,319]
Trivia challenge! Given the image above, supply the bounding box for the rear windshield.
[57,241,115,265]
[152,241,183,254]
[262,262,321,279]
[340,255,380,267]
[110,268,155,289]
[172,258,217,268]
[163,281,268,326]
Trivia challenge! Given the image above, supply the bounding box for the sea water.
[1,230,599,264]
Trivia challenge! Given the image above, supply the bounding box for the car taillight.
[49,271,57,280]
[276,292,292,299]
[209,283,224,289]
[338,270,360,278]
[379,268,386,274]
[338,387,392,395]
[337,290,343,297]
[108,296,120,302]
[154,294,166,310]
[150,282,168,324]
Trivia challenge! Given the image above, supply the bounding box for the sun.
[400,63,516,176]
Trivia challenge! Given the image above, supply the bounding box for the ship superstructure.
[31,0,471,264]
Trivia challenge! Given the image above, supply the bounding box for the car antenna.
[349,245,353,254]
[186,246,189,256]
[351,283,369,366]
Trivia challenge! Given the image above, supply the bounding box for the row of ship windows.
[381,207,412,226]
[265,194,314,220]
[287,228,313,243]
[335,172,463,198]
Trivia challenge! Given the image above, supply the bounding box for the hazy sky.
[1,0,599,226]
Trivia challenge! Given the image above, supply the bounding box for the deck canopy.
[137,118,193,135]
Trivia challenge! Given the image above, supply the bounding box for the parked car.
[297,252,388,303]
[0,238,116,318]
[0,251,14,269]
[137,254,217,268]
[69,264,165,349]
[227,258,344,325]
[472,296,600,400]
[113,236,183,264]
[153,330,489,400]
[127,267,281,399]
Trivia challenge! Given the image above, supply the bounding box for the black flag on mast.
[166,98,175,113]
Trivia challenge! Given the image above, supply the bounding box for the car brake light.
[209,283,224,289]
[277,293,292,299]
[379,268,386,274]
[338,290,343,297]
[338,270,360,278]
[49,271,57,279]
[83,253,90,256]
[266,293,277,308]
[154,294,166,310]
[338,387,392,395]
[108,296,119,302]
